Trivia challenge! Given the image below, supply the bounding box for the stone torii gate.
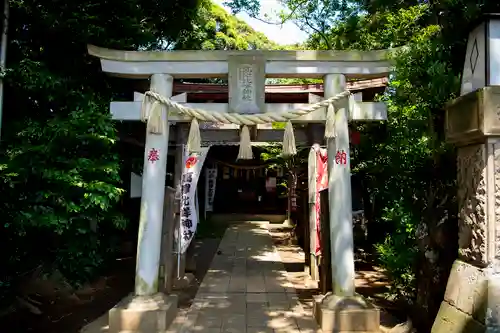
[88,45,392,333]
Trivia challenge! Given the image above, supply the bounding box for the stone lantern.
[461,13,500,96]
[433,14,500,333]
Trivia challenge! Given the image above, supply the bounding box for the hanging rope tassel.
[146,101,163,134]
[237,125,253,160]
[187,117,201,153]
[140,95,150,123]
[324,102,336,138]
[282,120,297,157]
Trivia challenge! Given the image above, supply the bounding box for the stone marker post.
[432,87,500,333]
[432,14,500,332]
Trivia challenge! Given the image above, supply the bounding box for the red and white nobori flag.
[178,147,210,254]
[315,148,328,256]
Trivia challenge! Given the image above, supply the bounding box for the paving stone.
[228,278,247,292]
[246,328,274,333]
[246,293,268,303]
[222,314,247,328]
[295,317,321,333]
[267,293,288,303]
[247,314,274,327]
[221,327,246,333]
[267,316,298,330]
[247,302,269,312]
[247,286,266,293]
[195,313,223,328]
[166,222,319,333]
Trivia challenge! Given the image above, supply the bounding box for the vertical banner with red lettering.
[315,148,328,256]
[179,147,210,254]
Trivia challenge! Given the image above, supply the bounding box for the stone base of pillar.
[312,293,379,332]
[173,272,195,290]
[431,259,488,333]
[108,293,178,333]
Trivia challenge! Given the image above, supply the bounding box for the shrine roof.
[172,78,387,94]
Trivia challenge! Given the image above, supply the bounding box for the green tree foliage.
[0,0,201,304]
[225,0,359,49]
[0,0,286,308]
[176,0,278,50]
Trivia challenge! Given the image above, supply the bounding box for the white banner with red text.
[179,147,210,254]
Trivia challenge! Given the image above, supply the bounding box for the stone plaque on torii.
[88,45,392,333]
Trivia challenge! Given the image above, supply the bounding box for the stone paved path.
[167,221,321,333]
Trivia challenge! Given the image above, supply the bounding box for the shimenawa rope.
[140,90,350,159]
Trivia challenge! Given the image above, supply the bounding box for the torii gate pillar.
[107,74,179,333]
[313,74,380,332]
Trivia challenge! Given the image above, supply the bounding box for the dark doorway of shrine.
[206,145,287,215]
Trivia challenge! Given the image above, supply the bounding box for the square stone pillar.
[432,86,500,333]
